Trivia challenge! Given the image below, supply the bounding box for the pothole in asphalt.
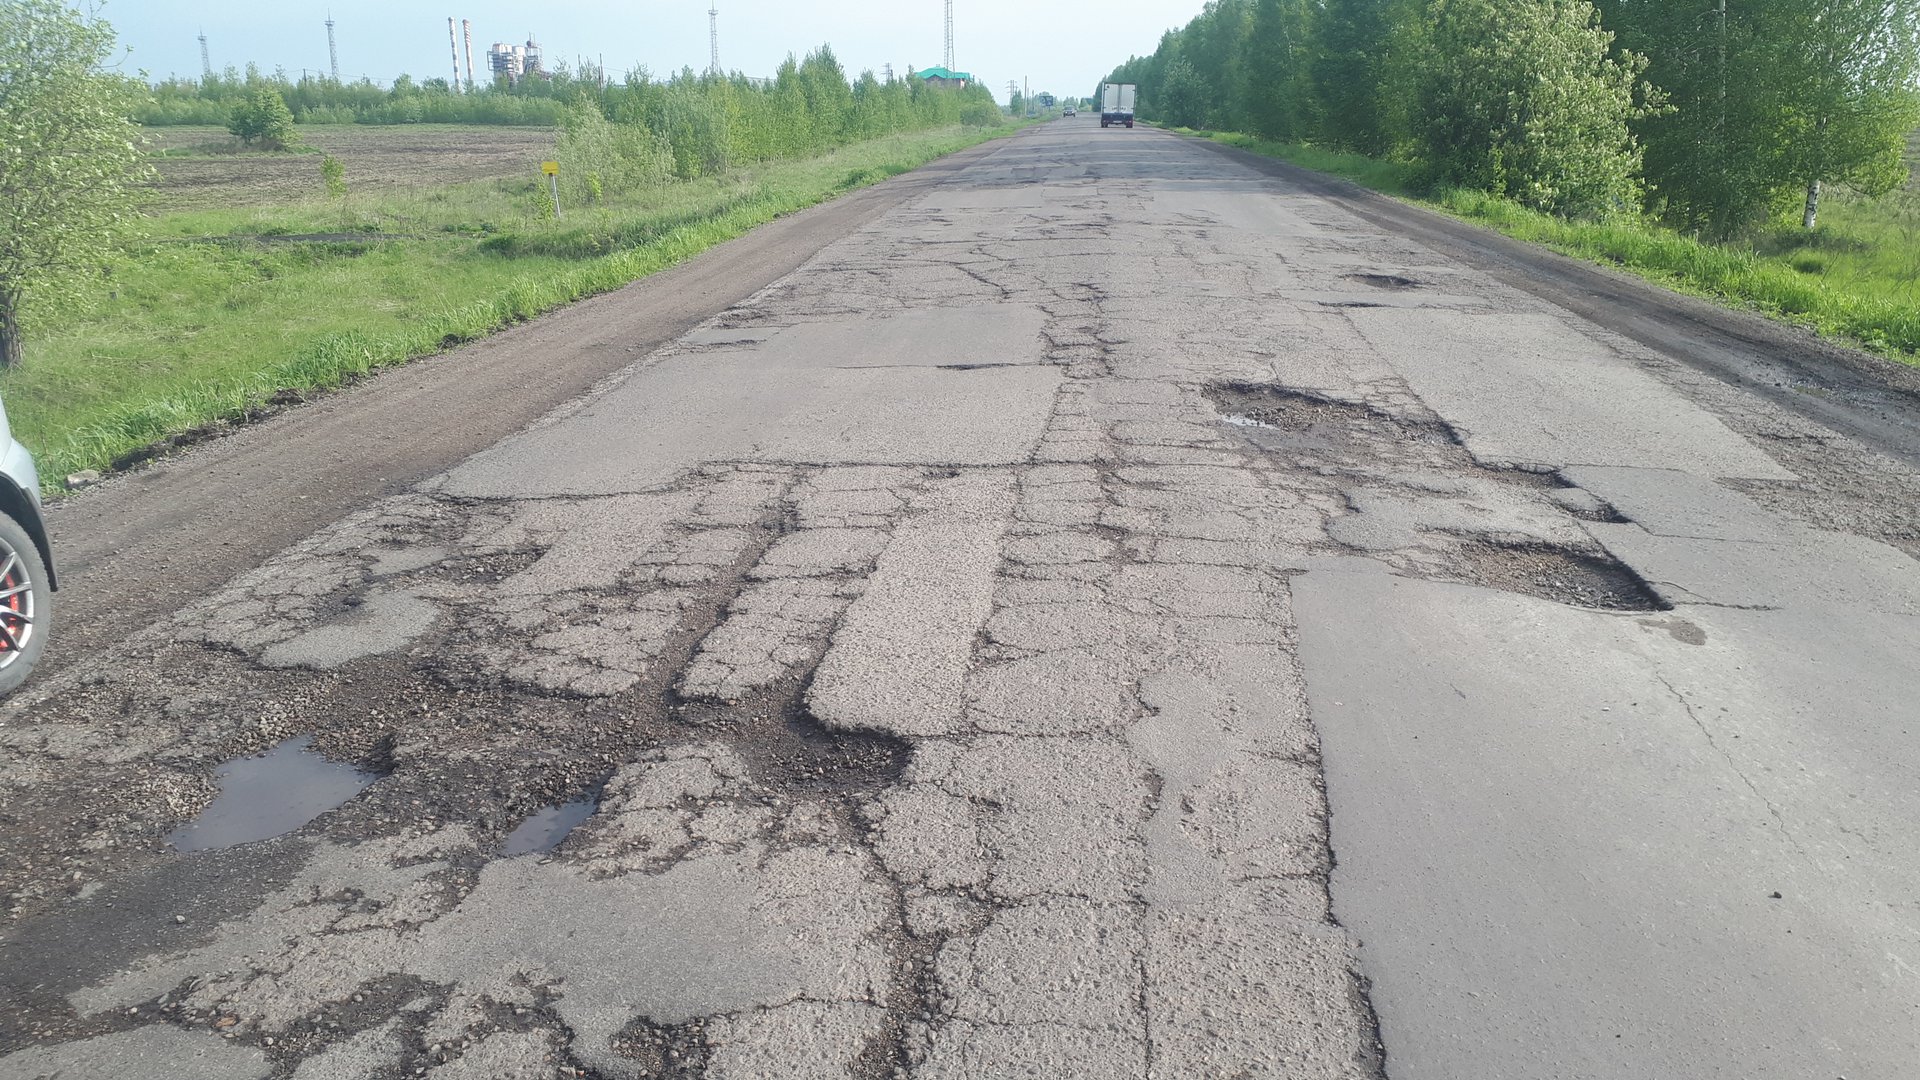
[611,1015,709,1077]
[1210,383,1465,457]
[1346,272,1420,290]
[167,736,381,852]
[501,794,601,856]
[1450,542,1669,611]
[679,691,910,800]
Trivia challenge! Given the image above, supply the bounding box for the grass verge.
[4,123,1025,491]
[1196,130,1920,368]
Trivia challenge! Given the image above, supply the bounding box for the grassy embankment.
[2,121,1023,489]
[1193,129,1920,367]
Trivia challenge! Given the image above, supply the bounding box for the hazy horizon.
[104,1,1200,106]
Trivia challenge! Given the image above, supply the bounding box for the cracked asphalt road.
[5,122,1920,1080]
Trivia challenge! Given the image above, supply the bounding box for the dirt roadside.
[38,132,1028,677]
[1186,134,1920,470]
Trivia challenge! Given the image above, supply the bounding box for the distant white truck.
[1100,83,1135,129]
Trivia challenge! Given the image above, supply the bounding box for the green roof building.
[914,66,974,89]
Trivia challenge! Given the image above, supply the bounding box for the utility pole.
[326,12,339,81]
[944,0,955,70]
[1025,76,1032,117]
[709,7,721,76]
[198,30,211,79]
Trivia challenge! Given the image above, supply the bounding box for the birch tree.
[1770,0,1920,229]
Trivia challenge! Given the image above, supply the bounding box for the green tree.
[228,85,299,148]
[1768,0,1920,229]
[1243,0,1313,141]
[1158,56,1209,128]
[1311,0,1392,151]
[1419,0,1656,218]
[0,0,151,369]
[319,154,346,199]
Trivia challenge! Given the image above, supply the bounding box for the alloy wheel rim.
[0,540,35,669]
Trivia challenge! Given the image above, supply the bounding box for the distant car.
[0,395,53,696]
[1064,107,1077,116]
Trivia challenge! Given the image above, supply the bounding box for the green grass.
[3,124,1024,491]
[1198,129,1920,368]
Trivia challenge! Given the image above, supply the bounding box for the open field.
[1194,130,1920,365]
[142,124,558,212]
[1,122,1022,487]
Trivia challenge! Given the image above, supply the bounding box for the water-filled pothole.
[168,736,379,852]
[1452,542,1668,611]
[501,796,599,856]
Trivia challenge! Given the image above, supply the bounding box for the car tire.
[0,511,50,697]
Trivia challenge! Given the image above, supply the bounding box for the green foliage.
[1158,58,1210,129]
[228,86,300,149]
[1595,0,1920,236]
[1244,0,1314,141]
[141,65,575,128]
[1310,0,1393,152]
[1418,0,1655,218]
[320,155,347,199]
[0,0,152,368]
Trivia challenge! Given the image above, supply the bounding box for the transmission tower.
[708,7,721,76]
[325,13,339,81]
[1006,79,1018,109]
[882,62,893,84]
[198,30,211,78]
[944,0,955,70]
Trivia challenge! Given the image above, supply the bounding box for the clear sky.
[104,1,1196,106]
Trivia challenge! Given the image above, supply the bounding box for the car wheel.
[0,511,50,697]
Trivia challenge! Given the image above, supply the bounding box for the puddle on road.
[501,797,599,856]
[1220,414,1272,428]
[168,736,378,852]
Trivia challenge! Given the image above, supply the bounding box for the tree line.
[555,48,1005,200]
[1101,0,1920,235]
[143,64,595,127]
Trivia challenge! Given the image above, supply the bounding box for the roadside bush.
[228,86,299,149]
[555,99,672,203]
[319,154,346,199]
[1417,0,1655,218]
[959,98,1003,127]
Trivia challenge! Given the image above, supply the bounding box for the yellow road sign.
[541,160,559,176]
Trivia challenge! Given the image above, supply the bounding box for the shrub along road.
[4,121,1918,1080]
